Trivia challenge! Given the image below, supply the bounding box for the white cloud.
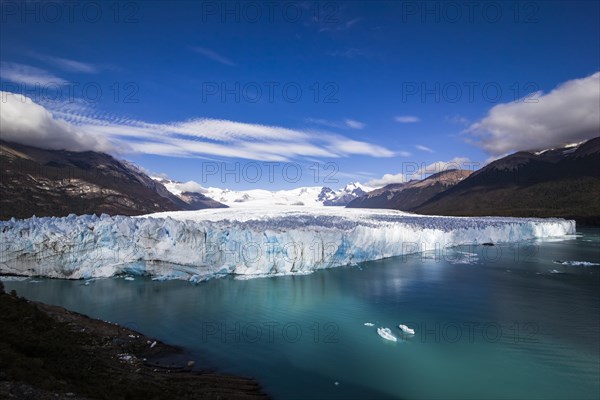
[0,91,395,162]
[179,181,206,193]
[467,72,600,155]
[415,144,434,153]
[366,157,476,187]
[394,115,420,123]
[191,47,235,66]
[173,180,207,194]
[0,62,66,86]
[344,119,366,129]
[0,92,113,152]
[366,172,408,187]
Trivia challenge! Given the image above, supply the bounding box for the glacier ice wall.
[0,208,575,281]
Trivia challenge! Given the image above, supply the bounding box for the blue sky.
[1,1,599,189]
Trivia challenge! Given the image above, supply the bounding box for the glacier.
[0,207,575,281]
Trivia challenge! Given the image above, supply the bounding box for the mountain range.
[1,137,598,224]
[348,137,600,225]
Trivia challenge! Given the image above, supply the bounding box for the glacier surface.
[0,207,575,281]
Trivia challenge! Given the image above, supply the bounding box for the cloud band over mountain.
[0,91,395,161]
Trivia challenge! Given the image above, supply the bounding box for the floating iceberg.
[364,322,375,327]
[377,327,397,342]
[398,324,415,335]
[0,207,575,281]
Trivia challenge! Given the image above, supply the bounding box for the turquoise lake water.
[3,228,599,399]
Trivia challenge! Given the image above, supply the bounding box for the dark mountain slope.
[0,140,226,220]
[347,170,471,210]
[414,137,600,224]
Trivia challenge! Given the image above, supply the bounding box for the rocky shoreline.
[0,281,268,399]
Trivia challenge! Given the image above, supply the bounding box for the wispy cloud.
[415,144,434,153]
[344,119,365,129]
[305,118,343,129]
[30,53,99,73]
[0,62,67,86]
[321,135,393,158]
[1,91,396,162]
[466,72,600,156]
[394,115,420,123]
[446,115,470,126]
[345,18,361,28]
[317,17,362,32]
[191,46,235,66]
[306,117,366,129]
[327,48,370,59]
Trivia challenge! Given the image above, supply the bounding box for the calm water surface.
[4,229,599,399]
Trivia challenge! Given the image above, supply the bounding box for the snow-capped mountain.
[323,182,370,206]
[153,177,373,207]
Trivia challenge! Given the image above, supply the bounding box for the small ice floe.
[128,334,137,339]
[377,327,397,342]
[334,381,340,386]
[550,269,564,274]
[124,276,135,281]
[364,322,375,327]
[28,279,43,283]
[553,260,600,267]
[150,340,157,348]
[398,324,415,335]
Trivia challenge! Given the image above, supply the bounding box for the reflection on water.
[4,229,600,399]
